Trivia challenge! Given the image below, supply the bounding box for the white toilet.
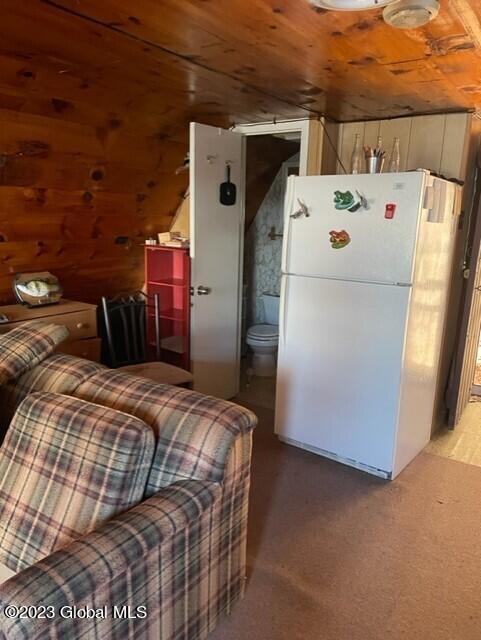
[246,293,280,377]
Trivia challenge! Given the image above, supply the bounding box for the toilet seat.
[247,324,279,341]
[246,323,279,377]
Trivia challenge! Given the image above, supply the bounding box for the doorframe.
[233,118,312,176]
[232,118,313,388]
[281,157,301,206]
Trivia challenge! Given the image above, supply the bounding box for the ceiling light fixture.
[383,0,440,28]
[310,0,396,11]
[309,0,440,28]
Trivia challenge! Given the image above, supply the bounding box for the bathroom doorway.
[237,132,301,409]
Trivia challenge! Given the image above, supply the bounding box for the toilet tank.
[262,293,280,325]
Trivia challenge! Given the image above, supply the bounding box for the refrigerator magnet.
[333,190,369,213]
[333,190,355,210]
[329,230,351,249]
[290,198,310,219]
[384,203,396,219]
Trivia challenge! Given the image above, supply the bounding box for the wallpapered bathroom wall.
[244,154,299,327]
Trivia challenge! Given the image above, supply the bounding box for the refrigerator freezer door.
[275,274,411,474]
[282,171,427,285]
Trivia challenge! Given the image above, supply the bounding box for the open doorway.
[427,135,481,467]
[188,119,310,400]
[236,133,301,409]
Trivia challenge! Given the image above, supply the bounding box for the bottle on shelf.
[350,134,363,174]
[388,137,401,173]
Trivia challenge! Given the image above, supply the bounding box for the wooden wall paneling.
[321,120,341,175]
[0,212,174,242]
[406,115,447,174]
[378,118,413,172]
[306,119,323,176]
[337,122,365,175]
[363,121,381,149]
[0,102,188,303]
[440,113,471,179]
[335,114,470,179]
[170,193,190,239]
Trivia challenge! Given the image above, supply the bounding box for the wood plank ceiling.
[24,0,481,121]
[0,0,480,302]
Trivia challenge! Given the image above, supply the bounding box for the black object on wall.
[220,164,237,206]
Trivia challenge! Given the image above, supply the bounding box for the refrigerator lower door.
[275,275,411,476]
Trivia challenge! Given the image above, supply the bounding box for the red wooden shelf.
[149,336,186,355]
[145,246,191,370]
[156,308,186,322]
[148,278,187,288]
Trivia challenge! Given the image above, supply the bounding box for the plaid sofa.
[0,354,256,640]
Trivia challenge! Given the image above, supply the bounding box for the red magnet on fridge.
[385,203,396,219]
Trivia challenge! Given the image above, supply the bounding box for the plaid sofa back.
[0,392,155,573]
[73,369,257,493]
[0,321,69,385]
[0,354,105,439]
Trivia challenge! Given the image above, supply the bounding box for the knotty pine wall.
[0,107,189,304]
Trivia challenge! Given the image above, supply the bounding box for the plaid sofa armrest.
[0,479,221,640]
[0,321,69,385]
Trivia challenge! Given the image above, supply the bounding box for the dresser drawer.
[0,300,98,343]
[54,310,97,341]
[58,338,101,363]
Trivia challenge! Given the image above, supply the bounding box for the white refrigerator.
[275,170,460,479]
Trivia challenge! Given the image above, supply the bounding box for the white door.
[282,171,427,285]
[190,123,243,398]
[275,274,411,474]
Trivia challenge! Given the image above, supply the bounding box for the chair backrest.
[101,292,160,368]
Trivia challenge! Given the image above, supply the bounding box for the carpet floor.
[210,404,481,640]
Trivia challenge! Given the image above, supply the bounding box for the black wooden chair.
[101,291,193,387]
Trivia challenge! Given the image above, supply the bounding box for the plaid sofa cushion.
[73,369,257,493]
[0,354,105,437]
[0,392,155,573]
[0,321,69,385]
